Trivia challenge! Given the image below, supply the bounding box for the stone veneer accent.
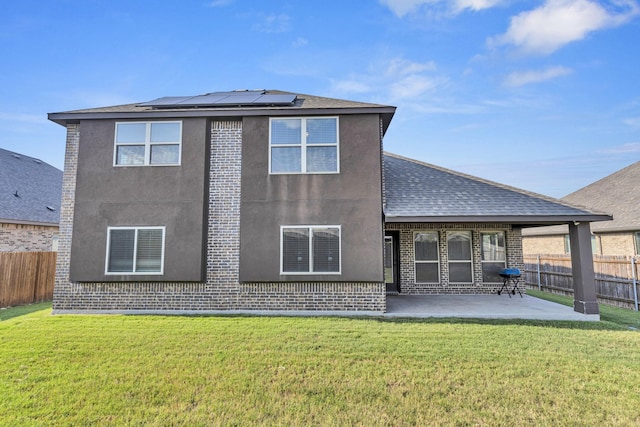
[385,223,524,295]
[53,120,385,313]
[0,223,58,252]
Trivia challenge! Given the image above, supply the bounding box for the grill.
[497,268,523,298]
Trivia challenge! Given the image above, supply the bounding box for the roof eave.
[384,214,613,225]
[48,106,397,127]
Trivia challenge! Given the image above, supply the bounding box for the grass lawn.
[1,301,639,426]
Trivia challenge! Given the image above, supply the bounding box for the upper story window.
[270,117,339,174]
[114,121,182,166]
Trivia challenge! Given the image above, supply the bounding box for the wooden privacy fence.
[523,254,640,310]
[0,251,56,308]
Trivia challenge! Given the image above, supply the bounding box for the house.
[48,89,610,315]
[523,161,639,256]
[0,148,62,252]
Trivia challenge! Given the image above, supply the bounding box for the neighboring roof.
[383,153,611,225]
[0,148,62,226]
[48,89,397,134]
[523,160,640,236]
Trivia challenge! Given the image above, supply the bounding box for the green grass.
[527,289,640,330]
[1,303,639,426]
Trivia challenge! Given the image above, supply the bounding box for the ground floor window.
[447,231,472,283]
[106,226,165,274]
[480,231,506,283]
[636,232,640,256]
[281,226,341,274]
[414,231,439,283]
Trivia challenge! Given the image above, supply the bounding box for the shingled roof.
[383,153,611,225]
[0,148,62,226]
[48,89,397,134]
[524,160,638,236]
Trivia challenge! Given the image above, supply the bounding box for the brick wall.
[385,223,523,294]
[0,223,58,252]
[522,235,566,255]
[599,232,636,256]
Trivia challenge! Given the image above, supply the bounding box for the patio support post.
[568,222,599,315]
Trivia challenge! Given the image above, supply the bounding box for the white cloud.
[253,14,291,34]
[206,0,233,7]
[331,57,445,102]
[598,142,640,153]
[385,58,436,76]
[0,112,46,124]
[379,0,504,17]
[453,0,504,13]
[379,0,437,17]
[389,74,443,99]
[292,37,308,48]
[623,117,640,128]
[503,66,573,86]
[489,0,640,55]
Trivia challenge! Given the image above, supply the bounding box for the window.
[281,226,341,274]
[564,234,599,255]
[447,231,472,283]
[270,117,339,173]
[481,231,506,283]
[114,121,181,166]
[635,232,640,256]
[414,232,439,283]
[106,227,165,274]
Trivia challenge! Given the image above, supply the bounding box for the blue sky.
[1,0,639,198]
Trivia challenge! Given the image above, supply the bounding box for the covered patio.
[385,294,600,321]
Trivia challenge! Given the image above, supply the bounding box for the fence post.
[632,257,638,312]
[536,255,541,291]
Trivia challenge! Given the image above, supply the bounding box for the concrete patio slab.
[385,294,600,321]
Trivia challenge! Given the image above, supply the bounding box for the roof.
[383,153,611,225]
[0,148,62,226]
[48,89,396,134]
[523,160,640,236]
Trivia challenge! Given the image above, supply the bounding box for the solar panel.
[138,91,296,108]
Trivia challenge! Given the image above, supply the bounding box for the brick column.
[52,124,79,311]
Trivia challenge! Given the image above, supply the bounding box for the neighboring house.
[48,89,610,315]
[523,161,640,256]
[0,148,62,252]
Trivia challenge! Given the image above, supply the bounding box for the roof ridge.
[563,160,640,198]
[383,151,611,216]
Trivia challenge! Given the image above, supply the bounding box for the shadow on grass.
[0,301,52,321]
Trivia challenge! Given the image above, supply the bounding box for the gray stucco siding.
[69,118,208,282]
[239,114,384,283]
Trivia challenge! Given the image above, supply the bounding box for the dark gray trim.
[384,214,612,224]
[48,107,396,133]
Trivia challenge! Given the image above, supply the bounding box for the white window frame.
[280,225,342,275]
[413,231,440,284]
[105,226,166,275]
[447,230,473,284]
[480,231,507,283]
[269,117,340,174]
[635,232,640,256]
[114,121,182,166]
